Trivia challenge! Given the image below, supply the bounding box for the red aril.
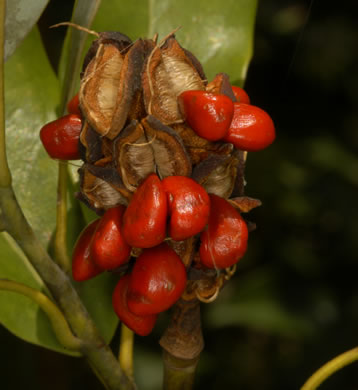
[161,176,210,241]
[231,86,250,104]
[90,206,131,270]
[178,90,234,141]
[40,114,82,160]
[223,103,275,152]
[127,243,187,315]
[72,219,103,281]
[67,93,81,116]
[112,275,157,336]
[199,194,248,269]
[122,174,167,248]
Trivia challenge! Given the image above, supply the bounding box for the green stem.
[0,279,82,351]
[119,324,135,380]
[0,0,11,188]
[53,161,71,273]
[301,347,358,390]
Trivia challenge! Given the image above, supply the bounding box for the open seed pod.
[114,120,155,192]
[141,115,192,179]
[142,35,206,125]
[80,36,154,139]
[192,154,239,199]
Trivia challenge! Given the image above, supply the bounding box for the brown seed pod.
[192,154,238,198]
[141,115,192,178]
[142,35,206,125]
[79,120,104,163]
[114,120,155,192]
[206,72,237,102]
[173,123,233,165]
[78,164,130,211]
[80,38,154,139]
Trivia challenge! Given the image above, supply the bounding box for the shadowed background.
[2,0,358,389]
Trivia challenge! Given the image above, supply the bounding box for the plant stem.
[53,161,71,273]
[0,0,11,188]
[160,299,204,390]
[0,279,82,351]
[301,347,358,390]
[119,324,135,380]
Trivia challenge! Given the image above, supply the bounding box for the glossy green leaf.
[0,233,80,356]
[5,0,49,60]
[5,27,60,247]
[92,0,257,84]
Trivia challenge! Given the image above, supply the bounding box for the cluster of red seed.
[40,74,274,335]
[71,171,248,335]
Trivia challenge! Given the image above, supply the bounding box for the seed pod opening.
[78,165,129,212]
[141,115,192,178]
[114,120,155,192]
[192,155,238,199]
[142,35,206,125]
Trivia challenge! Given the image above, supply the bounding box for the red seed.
[199,194,248,269]
[90,206,131,270]
[223,103,275,152]
[122,173,167,248]
[127,243,187,316]
[178,90,234,141]
[112,275,157,336]
[162,176,210,241]
[231,86,250,104]
[40,114,82,160]
[67,93,81,116]
[72,220,103,281]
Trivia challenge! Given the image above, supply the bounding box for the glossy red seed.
[199,194,248,269]
[161,176,210,241]
[90,206,131,270]
[178,90,234,141]
[127,243,187,316]
[122,173,167,248]
[223,103,275,152]
[112,275,157,336]
[72,219,103,281]
[67,93,81,116]
[231,86,250,104]
[40,114,82,160]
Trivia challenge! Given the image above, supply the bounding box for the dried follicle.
[142,35,206,125]
[173,123,233,165]
[80,38,153,140]
[228,197,262,213]
[80,43,126,137]
[78,165,129,211]
[192,155,238,198]
[114,120,155,192]
[206,72,237,102]
[141,115,192,178]
[79,121,104,163]
[167,236,197,268]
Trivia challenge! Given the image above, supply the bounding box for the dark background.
[2,0,358,389]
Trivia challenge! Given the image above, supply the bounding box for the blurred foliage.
[2,0,358,389]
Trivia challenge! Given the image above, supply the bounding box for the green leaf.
[5,27,60,247]
[92,0,258,84]
[5,0,49,60]
[0,233,80,356]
